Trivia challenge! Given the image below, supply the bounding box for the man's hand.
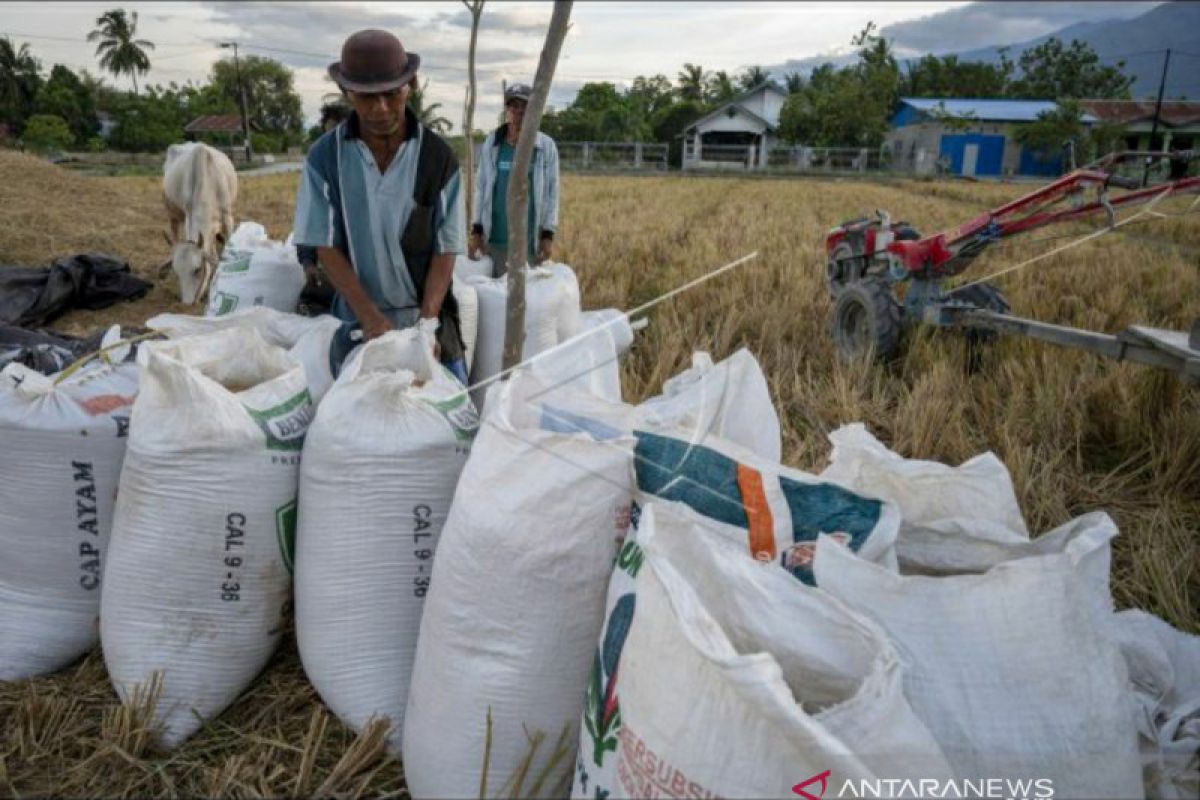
[469,231,484,259]
[417,316,441,360]
[361,309,394,341]
[536,236,553,264]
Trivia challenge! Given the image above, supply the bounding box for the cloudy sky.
[1,1,1156,130]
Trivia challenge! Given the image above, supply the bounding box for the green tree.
[704,70,736,104]
[901,54,1011,98]
[0,37,43,134]
[1009,38,1132,100]
[627,74,675,119]
[1014,99,1092,165]
[852,21,900,144]
[210,55,303,144]
[652,98,706,166]
[34,65,99,145]
[542,82,649,142]
[926,101,979,132]
[737,65,770,91]
[776,22,900,150]
[21,113,72,152]
[783,72,806,94]
[409,79,451,133]
[106,85,187,152]
[87,9,154,94]
[676,63,706,103]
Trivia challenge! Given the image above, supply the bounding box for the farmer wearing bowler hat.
[468,82,560,277]
[293,29,468,383]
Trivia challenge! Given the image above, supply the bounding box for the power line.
[230,42,333,61]
[0,29,201,48]
[152,46,220,63]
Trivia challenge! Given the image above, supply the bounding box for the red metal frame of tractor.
[826,153,1200,279]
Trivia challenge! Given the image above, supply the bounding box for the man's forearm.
[315,246,384,325]
[421,253,455,320]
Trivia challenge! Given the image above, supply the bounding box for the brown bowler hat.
[328,29,421,93]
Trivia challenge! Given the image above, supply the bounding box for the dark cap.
[505,83,533,103]
[329,29,421,93]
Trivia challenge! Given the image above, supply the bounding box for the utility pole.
[220,41,253,163]
[1143,48,1171,187]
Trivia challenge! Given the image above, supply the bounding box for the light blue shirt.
[294,113,465,326]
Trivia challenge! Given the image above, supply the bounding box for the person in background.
[293,29,468,383]
[468,83,559,277]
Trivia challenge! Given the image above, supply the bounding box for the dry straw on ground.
[1,150,1197,797]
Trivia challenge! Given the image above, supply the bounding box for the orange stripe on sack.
[736,463,775,562]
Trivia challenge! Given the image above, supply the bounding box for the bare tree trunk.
[501,0,572,371]
[461,0,484,226]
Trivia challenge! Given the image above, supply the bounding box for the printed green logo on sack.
[245,389,314,451]
[276,499,297,573]
[423,385,479,443]
[211,292,239,316]
[574,430,894,800]
[220,251,253,274]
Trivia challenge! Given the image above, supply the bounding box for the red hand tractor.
[824,150,1200,382]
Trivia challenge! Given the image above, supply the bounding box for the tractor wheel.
[830,278,902,362]
[826,241,865,296]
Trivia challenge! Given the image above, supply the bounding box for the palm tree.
[737,65,770,91]
[676,63,706,103]
[704,70,736,104]
[409,79,451,134]
[87,9,154,94]
[0,37,43,130]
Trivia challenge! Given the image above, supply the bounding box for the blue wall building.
[884,98,1096,177]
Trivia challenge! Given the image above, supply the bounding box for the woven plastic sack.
[206,222,305,316]
[147,308,342,403]
[0,358,137,680]
[603,502,952,799]
[403,370,635,799]
[814,514,1144,799]
[100,328,311,749]
[296,329,477,751]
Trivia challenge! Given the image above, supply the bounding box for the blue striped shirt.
[294,111,465,326]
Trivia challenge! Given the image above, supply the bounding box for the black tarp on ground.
[0,252,152,328]
[0,324,149,374]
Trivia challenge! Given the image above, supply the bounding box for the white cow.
[162,142,238,304]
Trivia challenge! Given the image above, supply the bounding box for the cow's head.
[164,230,222,305]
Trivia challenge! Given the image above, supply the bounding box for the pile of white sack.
[453,255,634,411]
[399,349,1199,800]
[3,276,1197,800]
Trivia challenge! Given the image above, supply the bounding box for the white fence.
[683,141,889,173]
[557,141,669,171]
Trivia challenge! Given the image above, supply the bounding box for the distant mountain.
[764,2,1198,100]
[954,2,1200,99]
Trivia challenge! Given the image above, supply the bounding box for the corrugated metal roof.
[1081,100,1200,127]
[898,98,1097,123]
[184,115,244,133]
